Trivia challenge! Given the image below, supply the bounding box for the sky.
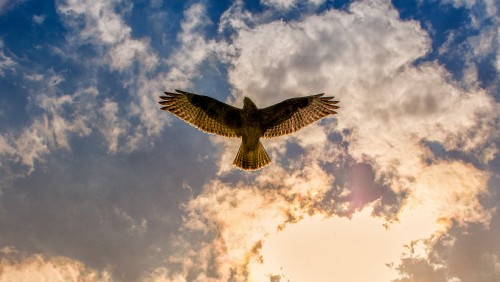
[0,0,499,281]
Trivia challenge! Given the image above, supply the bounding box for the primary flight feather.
[159,89,339,170]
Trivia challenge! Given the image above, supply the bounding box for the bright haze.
[0,0,499,281]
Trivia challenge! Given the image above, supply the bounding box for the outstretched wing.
[159,90,242,137]
[259,94,339,138]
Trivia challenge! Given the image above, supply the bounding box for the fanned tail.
[233,141,271,171]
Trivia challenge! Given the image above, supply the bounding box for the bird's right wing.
[260,94,339,138]
[159,90,242,138]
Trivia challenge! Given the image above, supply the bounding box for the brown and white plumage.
[159,89,339,170]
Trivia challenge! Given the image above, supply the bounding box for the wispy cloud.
[437,0,500,93]
[56,1,221,152]
[0,39,15,76]
[260,0,326,10]
[1,0,222,180]
[0,0,25,15]
[57,0,158,71]
[32,14,46,25]
[443,0,498,20]
[163,3,222,88]
[0,72,98,183]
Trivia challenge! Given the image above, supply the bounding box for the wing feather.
[159,90,242,137]
[260,94,339,138]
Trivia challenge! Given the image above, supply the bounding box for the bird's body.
[159,90,339,170]
[235,97,270,169]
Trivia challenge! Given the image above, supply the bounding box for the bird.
[159,89,339,171]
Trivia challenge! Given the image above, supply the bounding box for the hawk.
[159,90,339,170]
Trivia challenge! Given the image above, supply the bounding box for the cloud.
[168,162,334,281]
[252,209,447,282]
[4,1,236,180]
[163,3,222,87]
[0,39,16,77]
[442,0,498,20]
[154,0,499,280]
[164,158,490,281]
[57,0,158,71]
[436,0,500,92]
[261,0,298,10]
[0,73,98,181]
[260,0,325,10]
[126,3,229,149]
[218,1,254,34]
[98,99,129,153]
[56,0,163,152]
[0,247,111,282]
[2,1,224,181]
[32,14,46,24]
[55,1,221,152]
[466,24,500,77]
[0,0,25,15]
[112,206,148,235]
[227,0,429,104]
[395,232,500,281]
[224,0,497,178]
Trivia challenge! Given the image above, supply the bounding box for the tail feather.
[233,141,271,171]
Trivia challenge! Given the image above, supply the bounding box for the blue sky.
[0,0,499,281]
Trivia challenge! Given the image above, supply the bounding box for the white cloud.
[260,0,325,10]
[0,81,98,177]
[251,209,436,282]
[57,0,166,149]
[442,0,498,20]
[57,0,158,71]
[437,0,500,91]
[0,39,16,76]
[98,99,128,153]
[125,3,225,150]
[218,1,253,34]
[261,0,297,10]
[55,1,220,153]
[32,14,46,24]
[163,3,221,87]
[467,25,500,73]
[227,0,430,106]
[407,160,491,228]
[1,1,225,180]
[156,0,499,281]
[57,0,129,43]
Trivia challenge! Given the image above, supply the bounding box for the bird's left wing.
[159,90,242,137]
[259,94,339,138]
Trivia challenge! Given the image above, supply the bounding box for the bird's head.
[243,96,257,110]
